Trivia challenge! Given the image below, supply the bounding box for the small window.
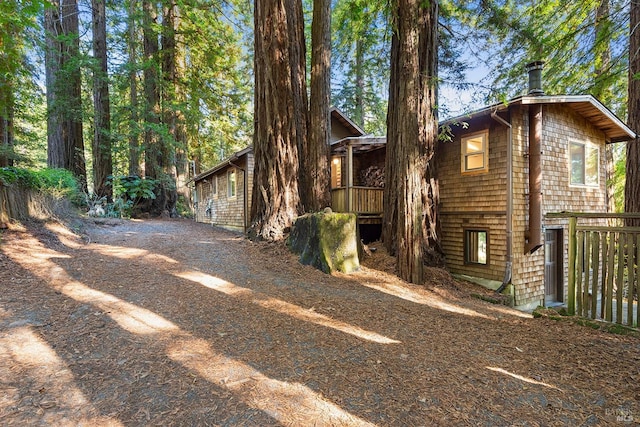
[569,141,599,186]
[211,177,217,198]
[465,229,488,265]
[227,169,237,198]
[461,131,489,174]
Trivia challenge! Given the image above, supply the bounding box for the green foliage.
[107,175,157,217]
[0,167,82,202]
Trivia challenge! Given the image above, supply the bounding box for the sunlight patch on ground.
[90,244,178,264]
[44,222,83,249]
[3,240,179,335]
[0,326,123,426]
[361,281,491,319]
[167,338,376,427]
[3,234,379,424]
[176,270,400,344]
[486,367,561,390]
[59,281,180,335]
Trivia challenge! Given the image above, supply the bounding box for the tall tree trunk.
[301,0,331,212]
[161,0,183,216]
[142,0,164,213]
[0,79,13,167]
[61,0,87,190]
[250,0,305,241]
[354,39,364,128]
[595,0,617,212]
[92,0,113,199]
[128,0,141,177]
[44,1,65,169]
[627,0,640,224]
[383,0,442,284]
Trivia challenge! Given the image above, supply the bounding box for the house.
[194,63,634,311]
[436,62,635,310]
[193,107,368,232]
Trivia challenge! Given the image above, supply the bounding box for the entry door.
[544,229,563,303]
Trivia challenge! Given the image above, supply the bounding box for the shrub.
[0,167,81,203]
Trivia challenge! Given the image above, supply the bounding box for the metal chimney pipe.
[525,61,545,96]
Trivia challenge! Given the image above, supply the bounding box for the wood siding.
[437,118,509,283]
[512,104,608,308]
[438,104,610,309]
[194,153,253,232]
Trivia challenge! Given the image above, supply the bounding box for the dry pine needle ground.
[0,218,638,426]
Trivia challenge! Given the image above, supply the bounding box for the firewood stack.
[359,165,385,188]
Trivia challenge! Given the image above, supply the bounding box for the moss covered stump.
[287,210,360,274]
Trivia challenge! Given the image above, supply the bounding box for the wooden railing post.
[567,215,577,315]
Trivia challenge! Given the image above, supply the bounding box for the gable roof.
[193,146,252,183]
[441,94,635,143]
[330,107,366,137]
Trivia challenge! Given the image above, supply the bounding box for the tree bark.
[142,0,165,214]
[61,0,87,190]
[92,0,113,199]
[250,0,305,241]
[301,0,331,212]
[44,1,65,170]
[128,0,141,177]
[383,0,442,284]
[161,0,185,215]
[627,0,640,224]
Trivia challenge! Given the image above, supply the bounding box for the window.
[461,131,489,174]
[465,229,488,265]
[211,177,217,198]
[569,141,599,186]
[227,169,237,198]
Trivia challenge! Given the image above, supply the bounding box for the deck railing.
[548,212,640,327]
[331,187,383,215]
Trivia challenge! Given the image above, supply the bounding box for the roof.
[331,136,387,154]
[193,146,252,183]
[330,107,366,137]
[441,94,635,143]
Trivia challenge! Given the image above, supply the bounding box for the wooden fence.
[549,213,640,327]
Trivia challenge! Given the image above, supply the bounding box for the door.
[544,229,563,304]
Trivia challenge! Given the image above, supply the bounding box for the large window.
[227,169,237,198]
[461,131,489,174]
[465,229,488,265]
[569,141,599,186]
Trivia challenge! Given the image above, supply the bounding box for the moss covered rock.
[287,211,360,274]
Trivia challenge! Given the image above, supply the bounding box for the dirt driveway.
[0,218,638,426]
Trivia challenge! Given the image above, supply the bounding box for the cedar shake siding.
[437,97,631,310]
[437,117,508,284]
[194,152,253,232]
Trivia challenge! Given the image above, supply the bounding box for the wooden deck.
[331,187,383,223]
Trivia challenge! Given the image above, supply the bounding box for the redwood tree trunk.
[128,0,141,177]
[45,0,87,190]
[142,0,165,214]
[45,1,65,170]
[383,0,442,284]
[250,0,305,241]
[92,0,113,199]
[301,0,331,212]
[627,0,640,224]
[61,0,87,190]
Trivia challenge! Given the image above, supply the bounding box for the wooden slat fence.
[551,213,640,327]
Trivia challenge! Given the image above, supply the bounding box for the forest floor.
[0,217,638,426]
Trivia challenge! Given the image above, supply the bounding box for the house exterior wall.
[510,104,608,308]
[437,118,509,284]
[438,103,610,309]
[194,153,253,232]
